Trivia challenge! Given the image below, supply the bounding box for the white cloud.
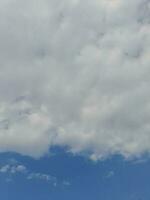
[27,173,51,181]
[27,172,57,186]
[0,164,27,174]
[0,162,67,187]
[105,170,115,179]
[62,180,71,186]
[0,162,56,185]
[0,0,149,160]
[10,165,27,174]
[0,165,10,173]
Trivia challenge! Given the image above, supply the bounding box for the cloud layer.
[0,0,150,159]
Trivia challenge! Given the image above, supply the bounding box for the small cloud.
[27,172,57,186]
[90,154,98,162]
[10,165,27,174]
[62,180,71,187]
[27,173,51,181]
[0,164,27,174]
[0,165,10,173]
[105,170,115,179]
[0,161,67,188]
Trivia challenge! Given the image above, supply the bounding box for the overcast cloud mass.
[0,0,150,159]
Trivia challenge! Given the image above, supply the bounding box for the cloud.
[0,0,149,160]
[105,170,115,179]
[0,165,10,173]
[62,180,71,186]
[0,164,27,174]
[27,173,52,181]
[10,165,27,174]
[0,161,69,186]
[27,173,57,186]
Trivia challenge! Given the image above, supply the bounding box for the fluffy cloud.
[27,173,57,185]
[0,164,27,174]
[0,0,150,159]
[0,161,69,186]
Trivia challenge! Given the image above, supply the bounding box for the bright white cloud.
[0,164,27,174]
[0,0,149,159]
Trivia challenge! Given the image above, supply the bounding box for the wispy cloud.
[105,170,115,179]
[27,172,57,186]
[0,164,27,174]
[0,161,70,187]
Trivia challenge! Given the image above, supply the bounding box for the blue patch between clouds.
[0,148,150,200]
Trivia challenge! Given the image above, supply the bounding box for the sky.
[1,150,150,200]
[0,0,150,199]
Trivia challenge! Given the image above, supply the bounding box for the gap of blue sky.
[0,148,150,200]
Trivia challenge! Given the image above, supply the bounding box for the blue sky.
[0,148,150,200]
[0,0,150,199]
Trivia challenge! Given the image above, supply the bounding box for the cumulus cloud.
[27,172,57,186]
[0,164,27,174]
[0,0,149,159]
[0,161,69,186]
[0,165,10,173]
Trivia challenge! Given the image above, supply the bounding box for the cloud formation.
[0,164,27,174]
[0,0,150,159]
[0,161,70,186]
